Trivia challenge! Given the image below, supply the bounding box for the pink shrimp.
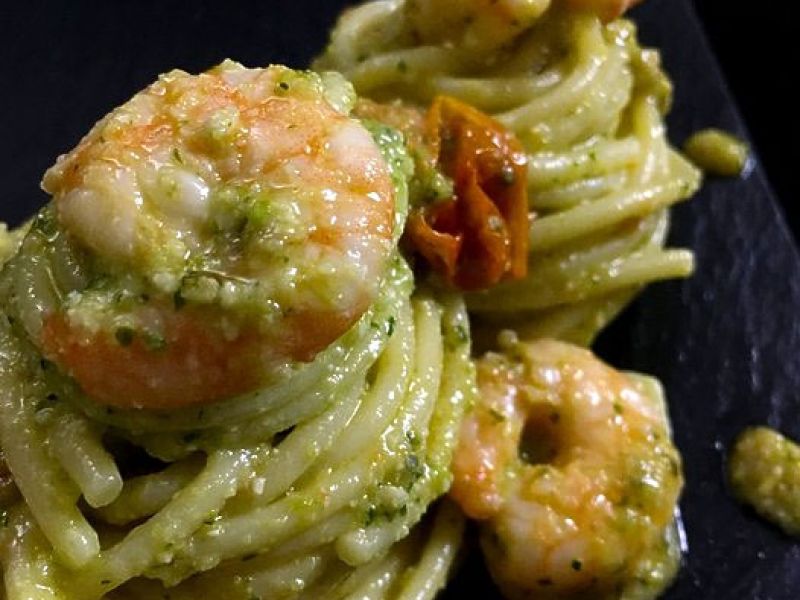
[37,62,397,410]
[451,338,683,599]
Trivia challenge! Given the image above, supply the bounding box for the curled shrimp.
[37,61,398,410]
[405,0,641,53]
[450,338,683,599]
[404,0,552,54]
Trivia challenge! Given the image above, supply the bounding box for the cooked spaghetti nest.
[315,0,701,347]
[0,222,474,599]
[0,62,472,599]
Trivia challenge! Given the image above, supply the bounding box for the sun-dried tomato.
[406,96,530,290]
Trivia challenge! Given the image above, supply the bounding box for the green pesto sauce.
[412,163,453,210]
[358,421,453,530]
[620,523,682,600]
[362,444,427,527]
[361,119,413,239]
[729,426,800,536]
[683,128,749,177]
[626,23,673,114]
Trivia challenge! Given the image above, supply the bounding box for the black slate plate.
[2,1,798,598]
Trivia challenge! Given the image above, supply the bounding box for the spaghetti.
[0,64,473,599]
[315,0,701,346]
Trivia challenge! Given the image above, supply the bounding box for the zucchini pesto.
[1,0,699,598]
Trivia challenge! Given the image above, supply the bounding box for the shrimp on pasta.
[451,338,684,599]
[35,62,399,410]
[404,0,641,55]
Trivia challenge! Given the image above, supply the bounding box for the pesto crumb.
[729,426,800,536]
[684,128,749,177]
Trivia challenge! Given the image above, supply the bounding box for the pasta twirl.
[315,1,701,347]
[0,64,473,599]
[1,244,474,598]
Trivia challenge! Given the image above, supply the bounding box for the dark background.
[2,1,800,599]
[692,0,798,234]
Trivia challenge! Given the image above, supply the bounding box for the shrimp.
[405,0,552,54]
[405,0,641,53]
[36,61,398,410]
[450,338,683,599]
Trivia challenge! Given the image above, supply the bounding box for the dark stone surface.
[692,0,798,241]
[2,0,798,597]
